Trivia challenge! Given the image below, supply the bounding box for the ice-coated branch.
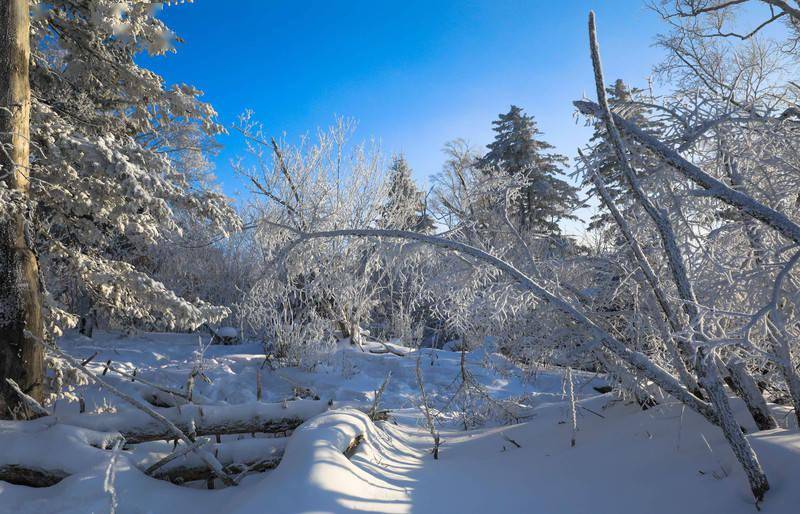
[587,11,769,502]
[574,97,800,247]
[578,149,699,394]
[4,378,49,419]
[587,14,701,325]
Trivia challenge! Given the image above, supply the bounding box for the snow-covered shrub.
[235,116,414,361]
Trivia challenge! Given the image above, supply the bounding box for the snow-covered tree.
[235,116,394,363]
[381,155,434,233]
[477,106,579,234]
[579,79,665,231]
[27,1,241,334]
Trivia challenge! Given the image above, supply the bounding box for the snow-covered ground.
[2,331,799,513]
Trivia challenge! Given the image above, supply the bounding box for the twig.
[579,405,606,419]
[80,351,99,366]
[566,367,577,447]
[416,355,440,459]
[103,362,191,401]
[368,372,392,421]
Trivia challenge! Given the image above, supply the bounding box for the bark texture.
[0,0,45,417]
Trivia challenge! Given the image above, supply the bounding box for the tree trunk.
[77,292,96,338]
[724,358,778,431]
[0,0,45,418]
[768,328,800,428]
[697,349,769,501]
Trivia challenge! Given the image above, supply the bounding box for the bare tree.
[585,11,769,501]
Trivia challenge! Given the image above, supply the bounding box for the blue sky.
[143,1,669,230]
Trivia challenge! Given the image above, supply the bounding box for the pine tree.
[382,155,435,232]
[582,80,664,230]
[477,106,579,234]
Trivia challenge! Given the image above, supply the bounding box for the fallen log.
[144,438,287,484]
[0,465,69,487]
[42,341,236,485]
[55,399,329,444]
[343,434,364,459]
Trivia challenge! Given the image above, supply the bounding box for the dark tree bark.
[0,0,45,417]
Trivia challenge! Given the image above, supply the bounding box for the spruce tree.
[582,80,664,230]
[382,155,435,232]
[478,106,579,234]
[24,2,241,333]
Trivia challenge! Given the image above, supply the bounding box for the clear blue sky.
[143,1,668,230]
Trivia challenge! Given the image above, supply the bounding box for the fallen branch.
[145,438,211,476]
[145,438,287,484]
[101,363,192,402]
[5,378,49,419]
[80,351,99,366]
[40,341,236,486]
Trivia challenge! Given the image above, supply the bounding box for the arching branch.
[275,224,718,424]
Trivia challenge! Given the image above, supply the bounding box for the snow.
[0,421,119,475]
[2,330,800,513]
[215,327,239,338]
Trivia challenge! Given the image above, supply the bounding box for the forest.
[2,1,800,513]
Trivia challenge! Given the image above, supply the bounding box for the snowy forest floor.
[2,331,800,513]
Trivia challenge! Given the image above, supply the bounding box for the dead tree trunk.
[0,0,45,417]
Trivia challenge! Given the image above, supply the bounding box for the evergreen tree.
[582,80,664,230]
[477,106,579,234]
[26,1,241,333]
[382,155,435,232]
